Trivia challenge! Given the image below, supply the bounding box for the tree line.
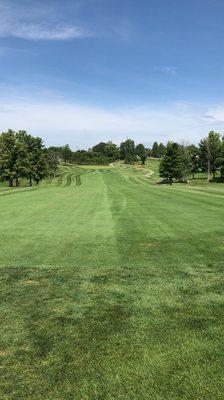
[1,129,224,187]
[48,139,149,166]
[159,131,224,184]
[0,131,150,186]
[0,130,61,187]
[50,140,165,165]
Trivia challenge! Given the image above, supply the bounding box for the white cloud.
[0,24,90,40]
[0,2,91,40]
[0,99,223,148]
[154,66,178,76]
[205,106,224,122]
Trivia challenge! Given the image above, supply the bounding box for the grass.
[1,161,224,399]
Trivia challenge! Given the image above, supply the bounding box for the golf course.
[1,160,224,399]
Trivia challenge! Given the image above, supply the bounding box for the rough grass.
[0,163,224,399]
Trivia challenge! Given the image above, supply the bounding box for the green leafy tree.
[151,141,160,158]
[218,136,224,179]
[46,149,59,178]
[14,131,31,186]
[159,142,183,185]
[158,143,166,157]
[92,142,106,154]
[16,131,46,186]
[61,144,73,165]
[31,137,46,184]
[0,130,46,186]
[0,130,17,187]
[135,143,147,164]
[120,139,136,164]
[188,144,200,179]
[181,145,193,183]
[91,141,119,164]
[199,131,221,181]
[103,142,119,161]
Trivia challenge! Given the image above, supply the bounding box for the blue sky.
[0,0,224,148]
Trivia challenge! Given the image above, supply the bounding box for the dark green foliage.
[45,149,59,178]
[24,134,46,185]
[159,132,224,185]
[180,145,200,182]
[92,141,106,153]
[103,141,119,161]
[135,143,147,164]
[151,141,165,158]
[188,144,200,178]
[0,130,18,186]
[151,141,160,157]
[72,141,119,165]
[0,130,46,187]
[159,142,183,184]
[181,145,193,182]
[91,141,119,164]
[120,139,136,164]
[158,142,166,157]
[72,150,108,165]
[61,144,73,165]
[199,131,221,181]
[218,136,224,179]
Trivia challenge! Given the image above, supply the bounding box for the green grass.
[1,163,224,399]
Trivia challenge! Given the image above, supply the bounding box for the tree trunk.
[29,177,32,186]
[192,172,195,179]
[8,178,13,187]
[169,177,173,185]
[207,156,212,181]
[221,168,224,180]
[16,178,20,187]
[206,140,212,182]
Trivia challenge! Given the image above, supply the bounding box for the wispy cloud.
[0,95,223,148]
[0,24,91,40]
[0,2,92,40]
[205,106,224,123]
[154,66,178,76]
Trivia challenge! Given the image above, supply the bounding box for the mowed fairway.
[1,165,224,399]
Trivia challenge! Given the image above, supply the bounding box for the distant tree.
[199,131,221,181]
[46,149,59,178]
[158,143,166,157]
[0,130,17,187]
[14,131,30,186]
[48,146,63,156]
[91,141,119,163]
[181,145,193,183]
[151,141,160,158]
[135,143,147,164]
[73,150,89,164]
[146,148,151,157]
[26,135,46,185]
[61,144,73,165]
[92,142,106,154]
[218,136,224,179]
[159,142,183,185]
[0,129,46,187]
[103,141,119,161]
[187,144,200,179]
[120,139,136,164]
